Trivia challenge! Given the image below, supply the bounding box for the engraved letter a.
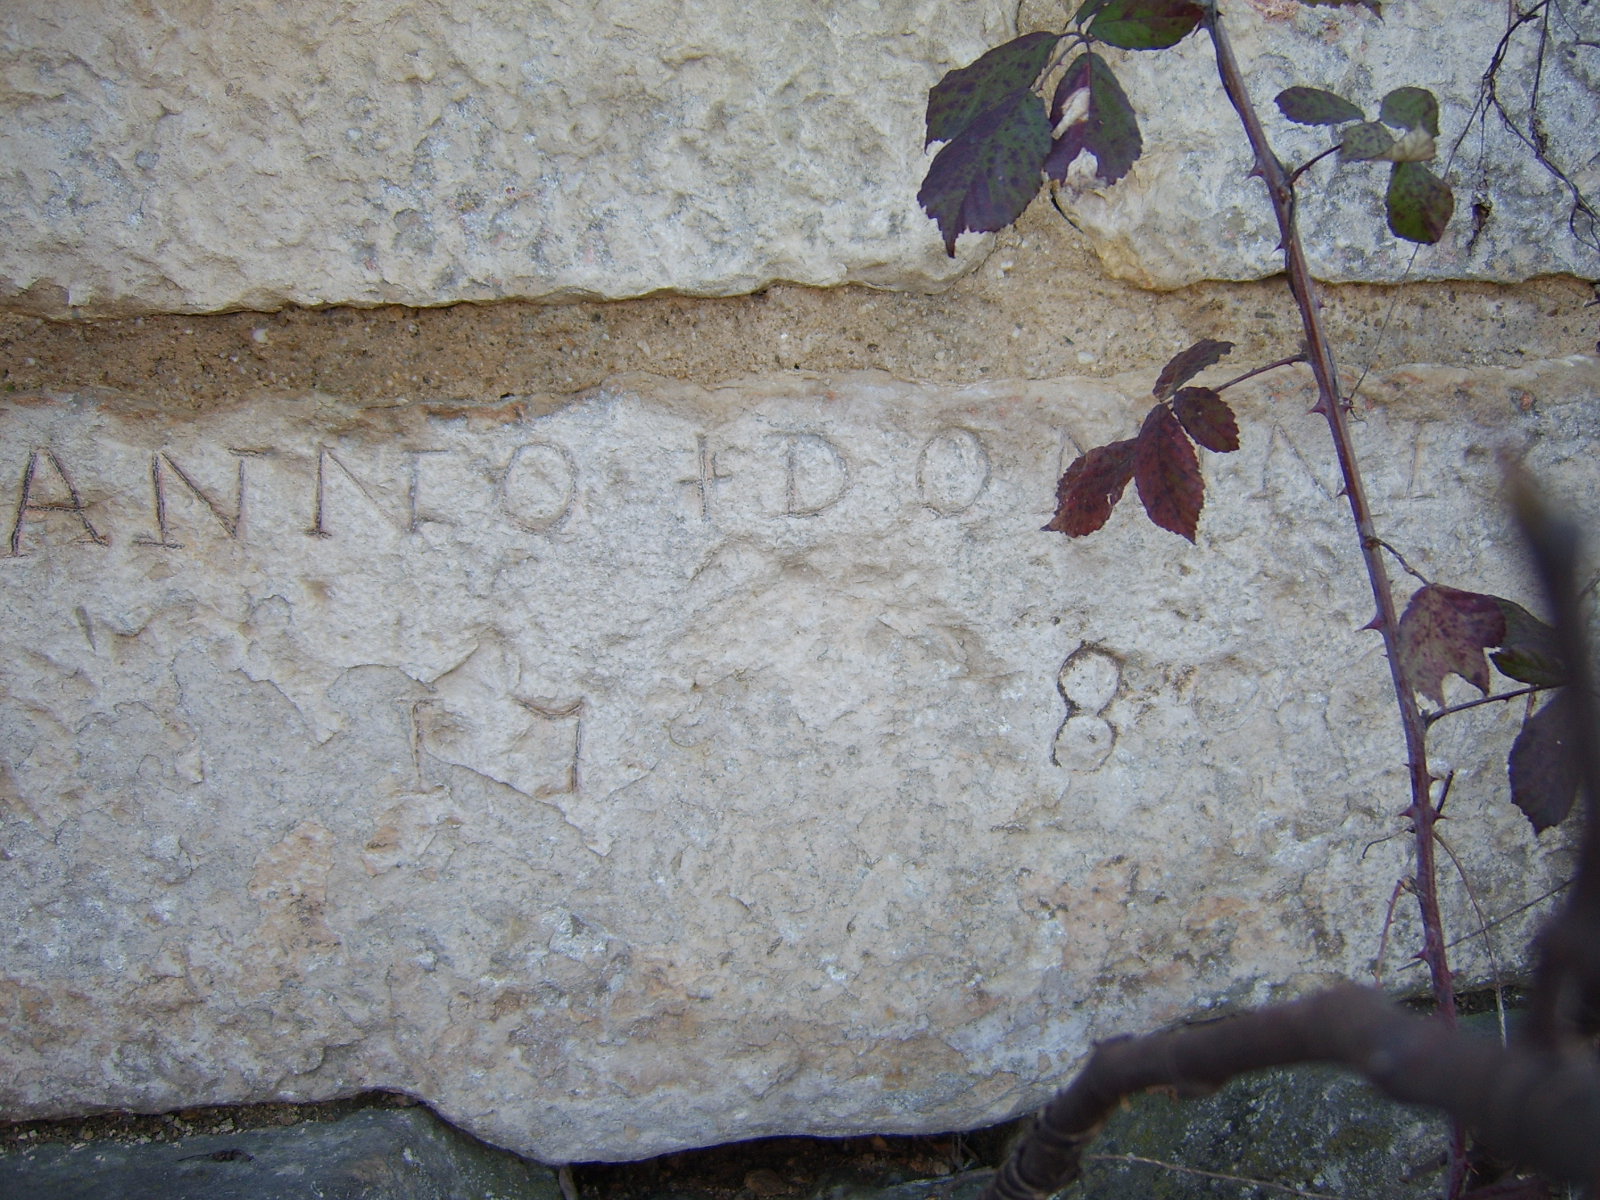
[6,449,108,557]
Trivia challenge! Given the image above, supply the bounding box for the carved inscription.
[7,449,107,556]
[1053,644,1123,772]
[1,425,999,554]
[916,427,990,515]
[136,450,249,547]
[415,692,584,799]
[500,442,577,533]
[515,698,584,796]
[775,432,850,517]
[678,434,732,520]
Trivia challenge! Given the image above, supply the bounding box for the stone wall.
[2,0,1598,1166]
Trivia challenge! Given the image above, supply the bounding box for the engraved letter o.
[501,442,577,533]
[916,427,991,516]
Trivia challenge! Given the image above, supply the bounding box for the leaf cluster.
[919,1,1206,255]
[1396,584,1577,831]
[1276,85,1455,243]
[919,1,1455,253]
[1043,339,1238,541]
[911,5,1580,1195]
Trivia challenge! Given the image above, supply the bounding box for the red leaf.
[1395,584,1509,706]
[1044,439,1136,537]
[1133,405,1202,541]
[1171,387,1240,452]
[1152,338,1234,399]
[1509,690,1580,833]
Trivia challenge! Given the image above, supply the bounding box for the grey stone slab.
[0,0,1010,317]
[4,2,1596,318]
[1,363,1593,1160]
[0,1106,562,1200]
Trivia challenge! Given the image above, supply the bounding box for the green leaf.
[1509,689,1581,833]
[925,33,1059,148]
[920,95,1052,255]
[1491,600,1567,687]
[1387,161,1454,243]
[1152,337,1234,399]
[1379,86,1440,136]
[1045,52,1142,186]
[1339,121,1395,162]
[1073,0,1109,23]
[1276,87,1364,126]
[1087,0,1204,50]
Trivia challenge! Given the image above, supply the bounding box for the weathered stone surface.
[1,360,1594,1161]
[0,0,1010,318]
[1034,0,1600,287]
[6,2,1598,319]
[0,1104,562,1200]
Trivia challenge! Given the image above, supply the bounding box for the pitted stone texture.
[0,0,1010,318]
[2,360,1596,1160]
[1028,0,1600,287]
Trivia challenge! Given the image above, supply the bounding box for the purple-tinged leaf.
[1491,599,1567,687]
[1276,87,1364,126]
[1379,86,1440,136]
[1172,387,1240,452]
[1396,584,1508,706]
[1088,0,1204,50]
[925,33,1059,147]
[1133,405,1203,541]
[1387,161,1453,244]
[919,94,1052,256]
[1509,689,1580,833]
[1339,121,1395,162]
[1044,438,1136,537]
[1152,338,1234,399]
[1045,52,1141,186]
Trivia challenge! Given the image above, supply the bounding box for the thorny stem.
[1203,4,1464,1187]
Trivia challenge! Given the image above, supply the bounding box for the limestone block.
[0,0,1011,317]
[2,359,1596,1160]
[7,3,1598,319]
[1042,0,1600,287]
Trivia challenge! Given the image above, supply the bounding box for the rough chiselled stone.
[1,360,1595,1160]
[6,2,1597,318]
[0,0,1011,317]
[1040,0,1600,287]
